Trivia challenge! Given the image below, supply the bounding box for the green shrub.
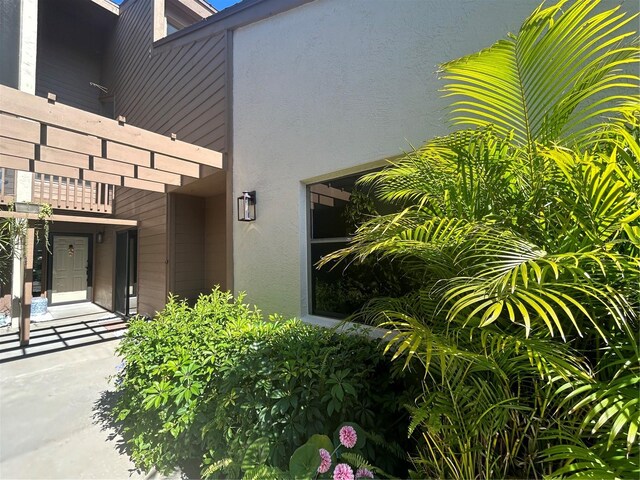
[113,289,412,478]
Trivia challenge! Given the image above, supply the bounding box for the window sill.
[300,314,390,340]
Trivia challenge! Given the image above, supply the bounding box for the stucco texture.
[232,0,541,318]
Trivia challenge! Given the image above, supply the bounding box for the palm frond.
[543,146,640,248]
[316,214,474,278]
[0,220,12,286]
[359,129,517,220]
[555,353,640,453]
[445,236,639,340]
[545,438,639,479]
[440,0,639,149]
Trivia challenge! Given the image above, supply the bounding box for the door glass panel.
[115,230,138,316]
[115,231,128,315]
[128,231,138,315]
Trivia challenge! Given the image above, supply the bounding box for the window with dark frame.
[308,170,413,320]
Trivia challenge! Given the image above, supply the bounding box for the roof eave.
[153,0,312,48]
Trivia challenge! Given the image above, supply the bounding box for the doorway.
[114,229,137,316]
[48,234,92,304]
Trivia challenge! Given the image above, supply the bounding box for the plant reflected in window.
[309,171,414,319]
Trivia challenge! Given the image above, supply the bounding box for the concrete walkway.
[0,303,128,363]
[0,333,145,478]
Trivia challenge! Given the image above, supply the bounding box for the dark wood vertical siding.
[104,0,228,152]
[101,0,228,315]
[36,33,103,115]
[113,186,168,317]
[170,194,205,300]
[36,0,115,114]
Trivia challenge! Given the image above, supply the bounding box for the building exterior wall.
[104,0,228,152]
[2,0,229,320]
[112,187,168,317]
[166,192,228,301]
[18,0,38,95]
[169,194,205,301]
[35,4,108,115]
[36,39,103,115]
[96,0,231,315]
[231,0,541,318]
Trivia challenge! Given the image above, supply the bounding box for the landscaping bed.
[112,289,415,478]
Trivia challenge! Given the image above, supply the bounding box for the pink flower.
[318,448,331,474]
[333,463,354,480]
[356,468,374,479]
[339,425,358,448]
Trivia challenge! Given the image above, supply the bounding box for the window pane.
[310,172,372,239]
[311,201,350,239]
[167,21,180,35]
[309,169,414,320]
[311,241,365,318]
[2,169,15,196]
[310,241,414,319]
[309,175,360,239]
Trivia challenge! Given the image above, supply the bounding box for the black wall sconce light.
[237,191,256,222]
[96,230,105,244]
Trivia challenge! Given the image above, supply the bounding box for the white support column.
[17,0,37,203]
[152,0,166,42]
[17,0,37,205]
[18,0,37,95]
[11,0,38,329]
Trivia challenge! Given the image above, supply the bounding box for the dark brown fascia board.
[153,0,313,49]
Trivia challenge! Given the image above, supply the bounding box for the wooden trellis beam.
[0,85,224,193]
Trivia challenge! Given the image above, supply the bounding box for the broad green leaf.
[242,437,270,470]
[289,443,322,480]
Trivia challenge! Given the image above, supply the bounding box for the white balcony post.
[18,0,37,94]
[11,0,38,330]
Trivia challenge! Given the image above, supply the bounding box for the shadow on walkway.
[92,389,195,480]
[0,305,127,363]
[93,390,131,457]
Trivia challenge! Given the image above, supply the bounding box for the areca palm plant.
[0,220,12,286]
[319,0,639,477]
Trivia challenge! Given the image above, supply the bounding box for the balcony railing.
[0,168,113,214]
[33,174,113,213]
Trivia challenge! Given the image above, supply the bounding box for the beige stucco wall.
[232,0,541,319]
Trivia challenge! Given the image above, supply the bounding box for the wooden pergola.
[0,84,225,345]
[0,84,223,193]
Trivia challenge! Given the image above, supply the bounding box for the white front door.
[51,236,89,303]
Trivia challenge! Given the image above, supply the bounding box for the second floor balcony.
[0,168,113,214]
